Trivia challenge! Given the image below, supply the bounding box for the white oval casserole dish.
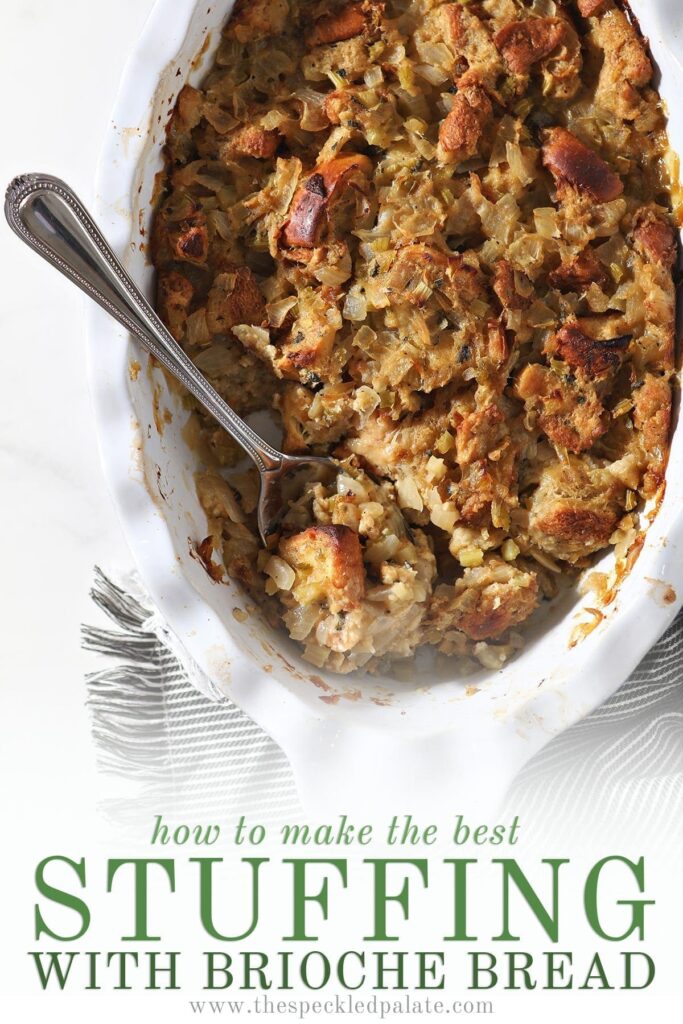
[87,0,683,813]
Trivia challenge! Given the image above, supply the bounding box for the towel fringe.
[83,569,176,825]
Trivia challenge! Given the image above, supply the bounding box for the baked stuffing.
[152,0,678,674]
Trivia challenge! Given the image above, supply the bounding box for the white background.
[0,2,680,1022]
[0,0,153,1014]
[0,0,153,829]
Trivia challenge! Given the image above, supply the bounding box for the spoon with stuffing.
[5,173,336,543]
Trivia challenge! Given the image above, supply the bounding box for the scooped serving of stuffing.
[152,0,678,674]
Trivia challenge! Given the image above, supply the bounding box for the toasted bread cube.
[224,0,289,42]
[280,525,365,612]
[427,559,538,641]
[282,154,372,249]
[306,2,367,48]
[549,250,610,293]
[516,362,608,453]
[633,209,678,269]
[633,373,672,496]
[529,460,621,563]
[494,18,570,75]
[493,259,532,311]
[592,8,652,121]
[170,214,209,265]
[547,321,630,377]
[437,81,492,165]
[220,125,280,161]
[275,287,341,382]
[157,271,194,341]
[206,268,265,335]
[496,16,582,99]
[415,4,502,87]
[542,128,623,203]
[301,35,371,84]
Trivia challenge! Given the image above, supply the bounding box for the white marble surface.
[0,0,156,988]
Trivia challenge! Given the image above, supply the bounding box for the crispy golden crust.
[532,504,617,560]
[633,374,672,496]
[427,560,539,641]
[437,81,493,164]
[494,18,568,75]
[224,0,289,42]
[281,154,372,248]
[495,14,582,99]
[548,321,631,377]
[220,125,280,160]
[549,249,611,293]
[206,268,265,336]
[280,524,366,613]
[516,362,608,453]
[591,7,653,121]
[153,206,209,267]
[633,210,678,269]
[306,2,367,48]
[542,127,624,203]
[529,461,622,563]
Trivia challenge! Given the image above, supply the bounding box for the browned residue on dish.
[569,606,605,648]
[151,382,173,433]
[309,674,332,692]
[152,383,164,435]
[570,476,671,648]
[129,360,141,381]
[266,642,308,681]
[189,534,226,583]
[155,465,168,502]
[309,674,361,702]
[645,577,677,606]
[191,31,212,70]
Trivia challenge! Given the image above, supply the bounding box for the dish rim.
[84,0,683,807]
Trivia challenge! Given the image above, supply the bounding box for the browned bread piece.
[542,128,623,203]
[280,525,366,614]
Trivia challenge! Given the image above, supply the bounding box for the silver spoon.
[4,173,335,544]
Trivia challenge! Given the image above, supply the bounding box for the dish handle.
[280,717,535,820]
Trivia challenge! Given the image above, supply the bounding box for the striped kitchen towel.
[83,568,683,844]
[82,568,302,828]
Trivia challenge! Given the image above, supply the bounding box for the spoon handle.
[4,173,284,473]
